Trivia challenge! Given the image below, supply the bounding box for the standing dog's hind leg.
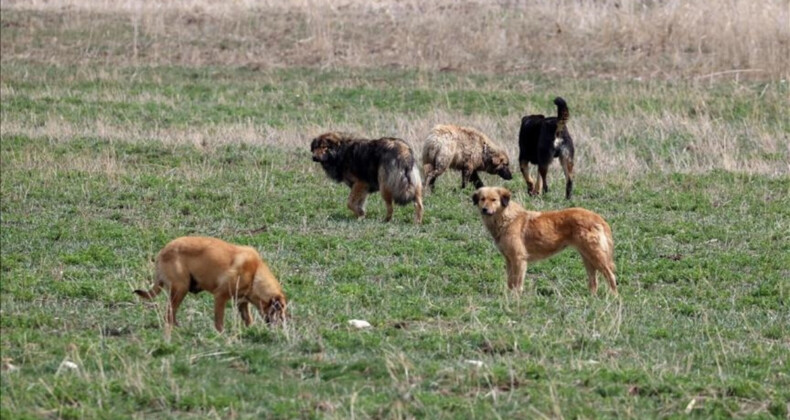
[535,165,549,195]
[381,187,394,222]
[167,286,188,327]
[520,161,536,194]
[560,152,574,199]
[582,257,599,295]
[413,187,424,224]
[423,164,439,192]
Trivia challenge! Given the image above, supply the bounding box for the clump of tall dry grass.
[2,0,788,80]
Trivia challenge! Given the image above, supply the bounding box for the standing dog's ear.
[499,188,511,207]
[472,191,480,206]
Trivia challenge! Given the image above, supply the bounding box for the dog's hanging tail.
[134,282,162,300]
[384,154,423,205]
[554,97,570,135]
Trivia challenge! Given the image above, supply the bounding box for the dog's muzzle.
[499,168,513,180]
[311,155,325,162]
[481,208,494,216]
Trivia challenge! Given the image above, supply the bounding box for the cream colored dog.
[134,236,287,332]
[473,187,617,295]
[422,124,513,191]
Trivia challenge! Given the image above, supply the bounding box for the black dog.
[518,97,575,199]
[310,132,424,223]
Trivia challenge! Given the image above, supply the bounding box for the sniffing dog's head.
[472,187,511,216]
[262,294,288,324]
[310,132,346,163]
[483,147,513,180]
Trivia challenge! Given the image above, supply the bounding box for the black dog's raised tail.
[554,97,569,134]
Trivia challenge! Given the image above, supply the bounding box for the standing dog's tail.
[387,157,423,205]
[554,97,570,134]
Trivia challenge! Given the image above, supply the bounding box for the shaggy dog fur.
[134,236,287,332]
[310,132,424,223]
[518,97,576,199]
[472,187,617,295]
[422,124,513,191]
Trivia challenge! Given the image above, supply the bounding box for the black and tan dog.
[422,124,513,191]
[134,236,287,332]
[311,132,424,224]
[518,97,575,199]
[472,187,617,295]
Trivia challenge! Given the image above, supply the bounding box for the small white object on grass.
[348,319,372,329]
[56,360,79,375]
[60,361,78,370]
[2,359,19,372]
[464,360,484,367]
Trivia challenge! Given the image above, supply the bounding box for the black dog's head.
[310,132,346,163]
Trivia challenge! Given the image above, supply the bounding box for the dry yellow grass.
[2,107,787,177]
[1,0,788,177]
[2,0,788,80]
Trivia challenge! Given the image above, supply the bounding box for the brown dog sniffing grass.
[472,187,617,295]
[422,124,513,191]
[134,236,287,332]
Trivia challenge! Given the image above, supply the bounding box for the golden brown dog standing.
[134,236,287,332]
[422,124,513,191]
[472,187,617,295]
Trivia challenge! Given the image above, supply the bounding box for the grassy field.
[2,1,790,419]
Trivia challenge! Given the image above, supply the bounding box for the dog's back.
[156,237,259,290]
[518,97,574,165]
[425,124,500,157]
[518,98,576,199]
[517,115,546,165]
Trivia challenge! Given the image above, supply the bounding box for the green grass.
[2,118,789,418]
[2,41,790,417]
[2,64,788,131]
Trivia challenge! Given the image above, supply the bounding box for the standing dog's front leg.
[460,169,472,190]
[503,245,528,292]
[347,182,369,219]
[470,171,484,189]
[238,301,253,326]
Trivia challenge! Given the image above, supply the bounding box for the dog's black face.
[497,166,513,180]
[310,134,342,163]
